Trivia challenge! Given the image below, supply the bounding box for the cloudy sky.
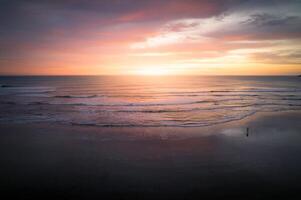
[0,0,301,75]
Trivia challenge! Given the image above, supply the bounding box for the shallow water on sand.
[0,76,300,127]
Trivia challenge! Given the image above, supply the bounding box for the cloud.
[242,14,300,26]
[0,0,301,74]
[250,50,301,64]
[130,8,301,49]
[0,0,232,58]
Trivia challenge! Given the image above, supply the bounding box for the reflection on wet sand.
[0,111,301,199]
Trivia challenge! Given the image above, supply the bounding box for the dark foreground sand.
[1,111,301,199]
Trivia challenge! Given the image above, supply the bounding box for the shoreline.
[1,109,300,140]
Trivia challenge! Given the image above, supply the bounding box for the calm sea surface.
[0,76,300,127]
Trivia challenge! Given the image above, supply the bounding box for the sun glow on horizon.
[134,67,172,76]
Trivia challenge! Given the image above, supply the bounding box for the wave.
[161,89,301,94]
[2,104,300,128]
[0,101,17,105]
[54,94,99,98]
[79,93,261,98]
[29,102,48,105]
[2,106,300,127]
[282,98,301,101]
[50,93,301,98]
[68,106,301,128]
[26,99,237,107]
[68,110,260,128]
[113,103,301,113]
[0,84,15,88]
[0,115,52,123]
[72,89,298,98]
[209,89,301,93]
[24,98,301,108]
[23,101,301,116]
[112,105,254,113]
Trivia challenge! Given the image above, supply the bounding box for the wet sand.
[1,111,301,199]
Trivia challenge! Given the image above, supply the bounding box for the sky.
[0,0,301,75]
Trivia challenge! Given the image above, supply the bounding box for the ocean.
[0,76,300,127]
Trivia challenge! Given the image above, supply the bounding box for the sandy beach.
[1,110,301,199]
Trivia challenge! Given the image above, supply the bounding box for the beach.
[1,110,301,199]
[2,0,301,199]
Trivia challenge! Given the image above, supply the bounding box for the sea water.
[0,76,300,127]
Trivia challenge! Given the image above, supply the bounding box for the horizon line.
[0,74,300,77]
